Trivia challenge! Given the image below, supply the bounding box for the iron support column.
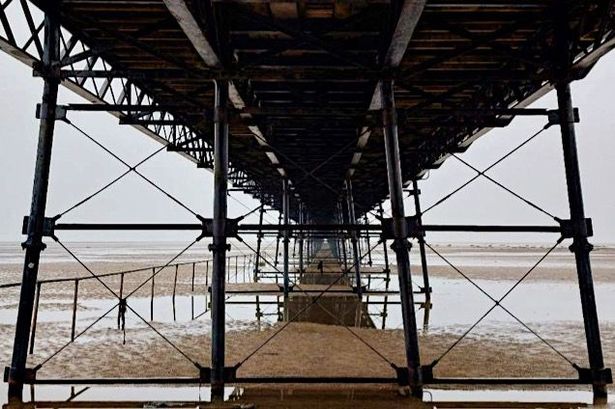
[210,80,229,399]
[379,204,392,330]
[554,4,609,399]
[364,214,373,266]
[557,82,609,399]
[338,201,349,270]
[412,180,431,329]
[8,4,60,402]
[381,80,423,398]
[298,202,304,274]
[274,212,282,266]
[254,200,265,281]
[346,178,362,298]
[282,178,290,314]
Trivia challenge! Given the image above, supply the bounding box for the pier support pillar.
[554,4,610,400]
[557,82,610,400]
[8,3,61,402]
[338,200,348,270]
[254,197,265,281]
[282,178,290,317]
[210,80,229,400]
[381,80,423,398]
[298,202,305,274]
[411,179,431,329]
[345,178,362,298]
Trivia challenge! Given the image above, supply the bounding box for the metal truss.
[0,0,259,195]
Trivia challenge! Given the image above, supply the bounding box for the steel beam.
[210,80,229,399]
[7,3,60,402]
[381,80,423,398]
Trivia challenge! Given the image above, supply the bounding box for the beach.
[0,241,614,405]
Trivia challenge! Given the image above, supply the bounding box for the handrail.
[0,252,259,289]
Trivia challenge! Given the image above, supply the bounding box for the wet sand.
[0,242,614,405]
[0,320,611,380]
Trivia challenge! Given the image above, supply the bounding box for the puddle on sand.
[1,276,614,343]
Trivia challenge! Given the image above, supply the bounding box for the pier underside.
[1,0,614,405]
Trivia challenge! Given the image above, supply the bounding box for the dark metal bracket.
[557,217,593,238]
[22,216,58,237]
[4,366,37,384]
[575,366,613,385]
[547,108,580,127]
[35,103,67,122]
[199,366,238,383]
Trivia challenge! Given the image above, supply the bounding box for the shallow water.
[0,276,613,351]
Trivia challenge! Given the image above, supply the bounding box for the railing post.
[381,80,423,398]
[150,268,155,321]
[210,79,229,400]
[8,3,61,401]
[71,280,79,341]
[172,264,178,321]
[191,263,195,320]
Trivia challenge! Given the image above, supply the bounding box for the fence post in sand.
[210,79,230,399]
[150,268,155,321]
[8,3,61,402]
[191,263,195,320]
[71,280,79,341]
[172,264,178,321]
[381,80,423,399]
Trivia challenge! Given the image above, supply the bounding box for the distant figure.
[118,298,127,330]
[318,260,324,274]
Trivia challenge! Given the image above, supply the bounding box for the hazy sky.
[0,47,614,244]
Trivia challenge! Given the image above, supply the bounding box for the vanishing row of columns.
[6,4,610,404]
